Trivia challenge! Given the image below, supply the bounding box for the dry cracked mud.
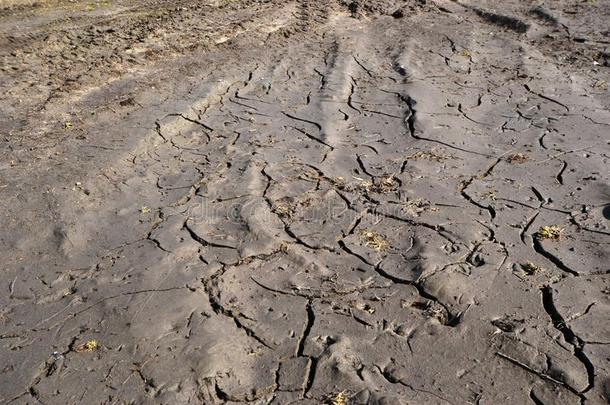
[1,0,609,404]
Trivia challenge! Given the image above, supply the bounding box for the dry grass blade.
[506,153,529,164]
[330,391,349,405]
[76,339,100,353]
[536,225,563,240]
[521,262,544,274]
[406,149,453,162]
[360,229,390,252]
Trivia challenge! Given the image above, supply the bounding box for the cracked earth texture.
[1,0,609,404]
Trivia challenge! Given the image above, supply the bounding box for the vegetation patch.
[329,391,349,405]
[360,229,390,252]
[521,261,544,275]
[76,339,100,353]
[536,225,563,240]
[406,149,453,162]
[506,153,529,164]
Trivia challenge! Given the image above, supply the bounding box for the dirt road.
[1,0,609,403]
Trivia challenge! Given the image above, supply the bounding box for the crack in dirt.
[202,264,273,350]
[541,286,595,399]
[532,238,579,277]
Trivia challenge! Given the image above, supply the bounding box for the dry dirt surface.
[1,0,609,404]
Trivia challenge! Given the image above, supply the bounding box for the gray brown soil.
[1,0,609,404]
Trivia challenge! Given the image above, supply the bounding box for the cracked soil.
[0,0,609,404]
